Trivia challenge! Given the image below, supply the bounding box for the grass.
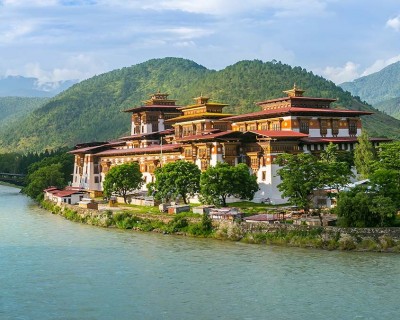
[227,201,289,216]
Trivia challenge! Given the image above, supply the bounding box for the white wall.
[253,163,288,204]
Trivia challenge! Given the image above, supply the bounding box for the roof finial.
[283,84,305,97]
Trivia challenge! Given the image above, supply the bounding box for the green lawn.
[227,201,289,216]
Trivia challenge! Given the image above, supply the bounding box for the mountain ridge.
[0,75,78,97]
[340,61,400,105]
[0,57,399,153]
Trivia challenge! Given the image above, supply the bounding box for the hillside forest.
[0,58,399,154]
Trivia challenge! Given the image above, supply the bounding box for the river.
[1,185,399,320]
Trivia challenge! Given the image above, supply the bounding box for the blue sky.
[1,0,400,84]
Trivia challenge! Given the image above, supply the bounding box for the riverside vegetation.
[41,201,400,253]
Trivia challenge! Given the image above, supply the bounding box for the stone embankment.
[43,201,400,252]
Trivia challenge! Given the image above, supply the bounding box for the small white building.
[44,187,88,205]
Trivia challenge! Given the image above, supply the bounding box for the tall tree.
[354,131,377,179]
[200,162,258,206]
[377,141,400,171]
[319,143,354,192]
[23,163,66,201]
[148,160,201,204]
[103,162,143,203]
[275,153,323,212]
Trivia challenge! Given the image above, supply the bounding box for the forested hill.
[340,61,400,105]
[374,97,400,120]
[0,97,48,127]
[0,57,399,153]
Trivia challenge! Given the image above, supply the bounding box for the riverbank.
[0,181,21,188]
[42,201,400,252]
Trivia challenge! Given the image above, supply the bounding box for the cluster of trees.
[18,150,74,201]
[0,149,71,175]
[107,161,259,206]
[336,134,400,227]
[276,143,354,212]
[276,137,400,227]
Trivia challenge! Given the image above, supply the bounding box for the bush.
[357,238,378,251]
[168,214,189,232]
[379,235,396,250]
[338,234,357,250]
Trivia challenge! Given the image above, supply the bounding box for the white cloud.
[5,54,105,82]
[319,55,400,84]
[1,22,35,42]
[1,0,58,6]
[104,0,329,17]
[164,27,213,39]
[173,41,196,47]
[386,15,400,32]
[361,55,400,76]
[320,62,360,84]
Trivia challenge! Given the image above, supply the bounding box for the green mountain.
[374,97,400,120]
[340,61,400,105]
[0,96,49,127]
[0,57,399,153]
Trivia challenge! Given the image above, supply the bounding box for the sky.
[1,0,400,85]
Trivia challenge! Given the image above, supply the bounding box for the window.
[299,120,309,134]
[251,157,259,167]
[262,171,266,181]
[349,121,357,135]
[332,119,339,136]
[320,119,327,136]
[272,123,280,131]
[201,160,209,171]
[184,148,192,157]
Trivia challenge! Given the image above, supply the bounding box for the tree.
[335,187,374,227]
[276,153,323,212]
[23,163,66,201]
[369,168,400,209]
[319,143,354,192]
[368,141,400,210]
[377,141,400,171]
[200,162,258,206]
[354,131,377,178]
[103,162,143,203]
[148,160,201,204]
[335,186,396,227]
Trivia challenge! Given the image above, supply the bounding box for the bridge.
[0,173,26,186]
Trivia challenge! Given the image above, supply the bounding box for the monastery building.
[70,86,380,204]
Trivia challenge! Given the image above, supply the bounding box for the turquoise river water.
[1,185,400,320]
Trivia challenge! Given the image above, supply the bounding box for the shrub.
[168,214,189,232]
[338,234,356,250]
[357,238,378,251]
[379,235,396,250]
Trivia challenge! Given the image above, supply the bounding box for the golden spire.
[283,83,305,97]
[194,93,210,104]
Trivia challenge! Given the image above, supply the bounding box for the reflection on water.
[1,185,399,320]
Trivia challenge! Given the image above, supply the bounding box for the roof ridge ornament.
[283,84,305,97]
